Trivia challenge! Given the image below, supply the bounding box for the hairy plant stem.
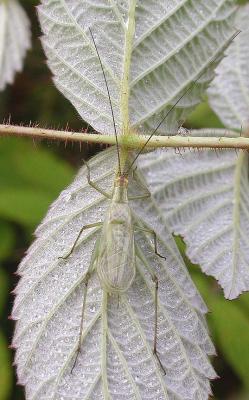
[1,124,249,150]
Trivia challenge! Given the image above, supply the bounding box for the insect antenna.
[126,30,240,174]
[89,28,122,175]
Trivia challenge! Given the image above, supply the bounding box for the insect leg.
[71,270,91,373]
[59,222,103,260]
[83,158,112,199]
[151,275,166,375]
[136,247,166,375]
[71,237,100,372]
[72,268,99,371]
[134,226,166,260]
[128,168,151,200]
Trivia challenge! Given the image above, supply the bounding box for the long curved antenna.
[89,28,121,175]
[126,30,240,174]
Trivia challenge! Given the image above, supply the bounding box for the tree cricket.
[59,28,239,376]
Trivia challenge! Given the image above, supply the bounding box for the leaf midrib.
[108,330,142,399]
[122,296,169,398]
[120,0,136,138]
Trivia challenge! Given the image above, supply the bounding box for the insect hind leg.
[71,271,91,373]
[71,238,99,373]
[136,247,166,375]
[134,226,166,260]
[151,275,166,375]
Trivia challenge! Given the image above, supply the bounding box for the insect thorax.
[112,174,129,203]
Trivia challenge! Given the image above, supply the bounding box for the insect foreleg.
[134,226,166,260]
[128,193,151,200]
[59,222,103,260]
[128,168,151,200]
[83,158,112,199]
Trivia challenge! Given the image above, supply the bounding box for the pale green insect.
[96,175,135,293]
[95,171,163,291]
[58,27,167,373]
[60,27,239,375]
[60,165,165,372]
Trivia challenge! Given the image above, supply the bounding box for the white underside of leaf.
[38,0,236,134]
[208,4,249,130]
[0,0,31,91]
[13,148,216,400]
[139,139,249,299]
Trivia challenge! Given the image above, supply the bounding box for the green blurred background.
[0,1,249,399]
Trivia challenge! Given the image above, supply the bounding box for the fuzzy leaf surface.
[38,0,236,134]
[208,4,249,130]
[0,0,31,91]
[139,130,249,299]
[13,148,216,400]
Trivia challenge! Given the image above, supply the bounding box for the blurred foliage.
[176,238,249,400]
[0,268,9,317]
[0,0,248,399]
[187,100,225,129]
[0,223,15,262]
[0,139,74,228]
[0,332,12,400]
[194,274,249,396]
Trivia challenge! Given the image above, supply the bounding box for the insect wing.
[97,203,135,293]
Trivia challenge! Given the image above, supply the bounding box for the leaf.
[0,331,12,400]
[207,4,249,130]
[138,130,249,299]
[38,0,236,135]
[0,0,31,91]
[12,148,216,400]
